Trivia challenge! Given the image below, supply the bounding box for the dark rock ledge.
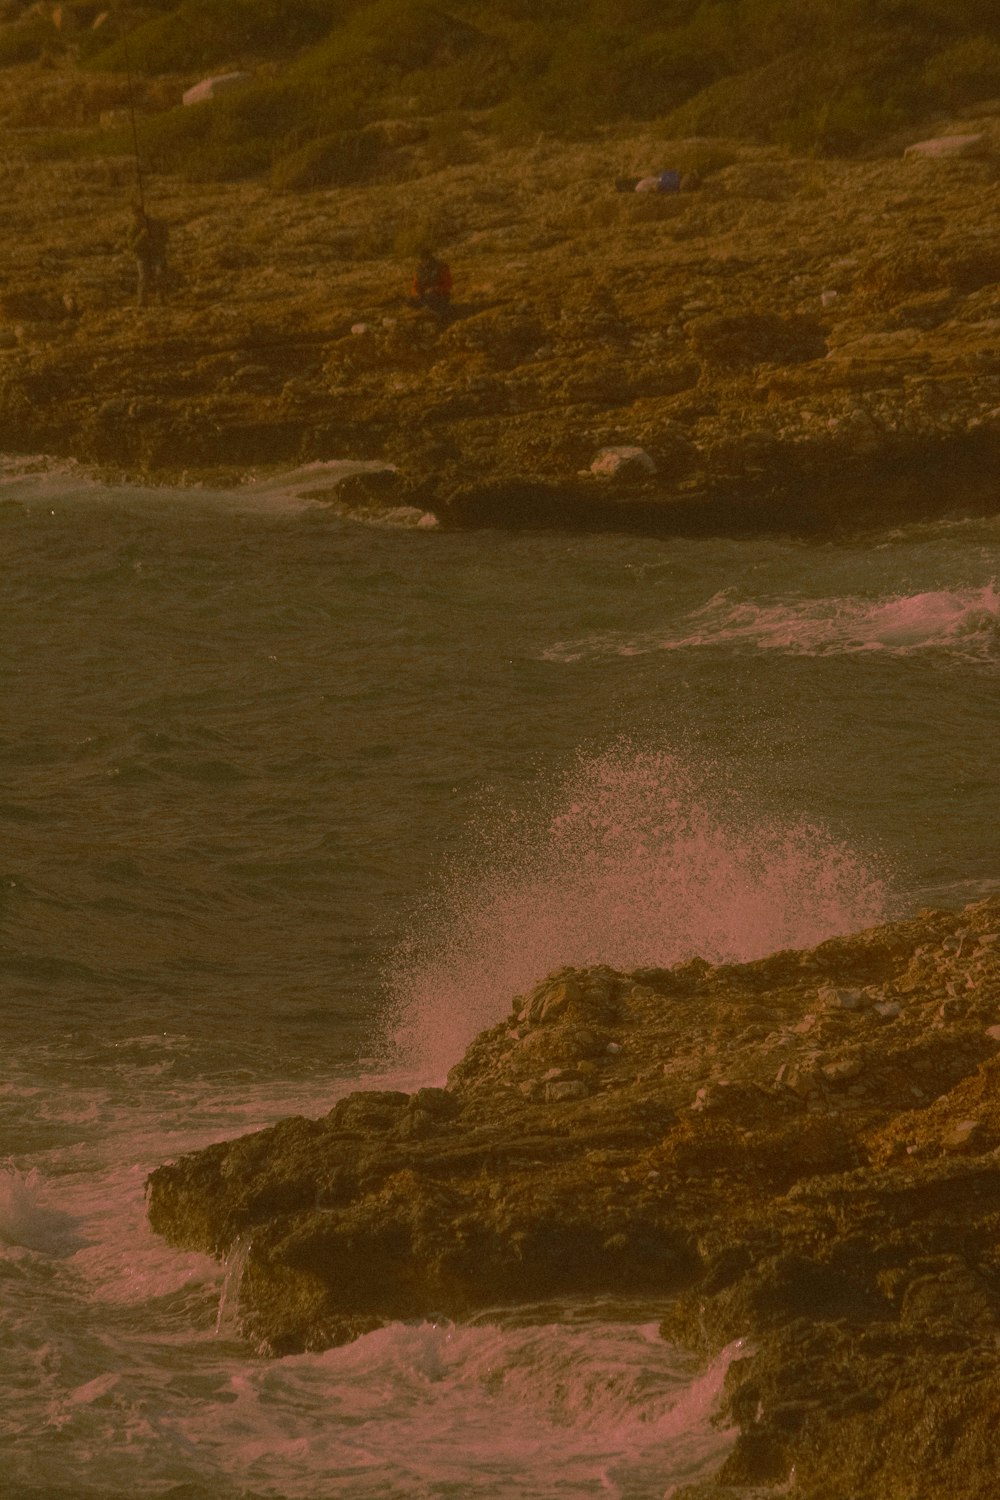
[148,896,1000,1499]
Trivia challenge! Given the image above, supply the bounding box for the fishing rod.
[118,4,145,210]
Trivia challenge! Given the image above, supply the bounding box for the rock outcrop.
[1,60,999,534]
[148,896,1000,1499]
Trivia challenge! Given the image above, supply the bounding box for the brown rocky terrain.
[148,895,1000,1499]
[1,60,999,532]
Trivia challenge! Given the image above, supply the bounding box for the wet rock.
[409,1086,461,1119]
[329,467,404,508]
[146,895,1000,1497]
[325,1091,409,1131]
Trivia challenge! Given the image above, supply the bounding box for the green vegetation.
[2,0,999,180]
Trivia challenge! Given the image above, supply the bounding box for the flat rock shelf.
[2,82,999,535]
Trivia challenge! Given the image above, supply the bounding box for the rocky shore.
[2,63,999,533]
[148,895,1000,1499]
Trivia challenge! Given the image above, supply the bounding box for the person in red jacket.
[409,249,452,317]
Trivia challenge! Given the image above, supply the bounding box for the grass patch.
[0,0,993,181]
[13,125,134,162]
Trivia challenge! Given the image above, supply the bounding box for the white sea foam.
[185,458,440,527]
[0,452,437,523]
[0,452,102,504]
[0,1163,84,1255]
[544,580,1000,665]
[385,744,887,1081]
[158,1317,741,1499]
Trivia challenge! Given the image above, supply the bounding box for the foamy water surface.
[544,579,1000,665]
[3,461,999,1495]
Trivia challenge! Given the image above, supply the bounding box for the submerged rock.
[148,896,1000,1496]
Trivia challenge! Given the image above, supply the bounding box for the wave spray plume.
[384,745,888,1081]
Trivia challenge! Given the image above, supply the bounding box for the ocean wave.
[223,460,437,524]
[0,1164,85,1256]
[544,580,1000,665]
[0,453,438,526]
[384,745,887,1081]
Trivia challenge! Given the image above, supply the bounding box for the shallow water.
[3,453,999,1496]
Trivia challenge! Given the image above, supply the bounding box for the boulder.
[590,445,657,479]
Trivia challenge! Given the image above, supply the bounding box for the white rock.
[182,72,251,106]
[590,446,657,479]
[904,134,988,160]
[821,289,839,307]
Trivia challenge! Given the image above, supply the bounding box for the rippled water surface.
[3,455,999,1497]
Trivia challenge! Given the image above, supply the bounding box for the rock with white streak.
[182,73,251,106]
[590,446,657,480]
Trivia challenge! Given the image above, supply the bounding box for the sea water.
[2,453,999,1497]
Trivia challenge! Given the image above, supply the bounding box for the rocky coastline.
[148,895,1000,1499]
[2,67,999,534]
